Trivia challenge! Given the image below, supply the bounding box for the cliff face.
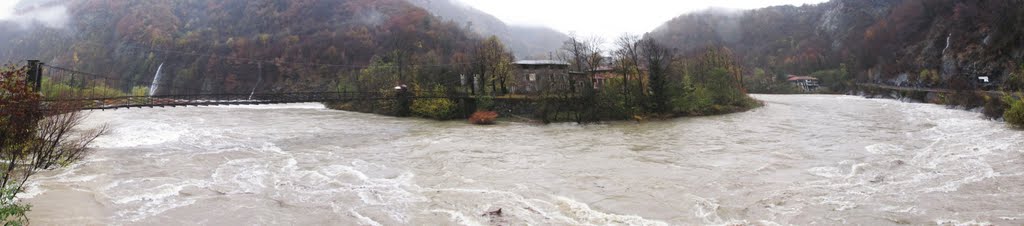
[651,0,1024,89]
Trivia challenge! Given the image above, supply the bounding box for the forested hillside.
[405,0,568,58]
[0,0,482,94]
[651,0,1024,92]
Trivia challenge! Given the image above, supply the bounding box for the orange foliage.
[469,111,497,125]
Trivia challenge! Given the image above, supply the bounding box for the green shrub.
[982,94,1008,119]
[672,85,714,115]
[82,85,127,98]
[810,65,850,92]
[1005,64,1024,91]
[131,86,149,96]
[40,79,77,99]
[40,78,129,99]
[475,95,495,111]
[1004,95,1024,127]
[594,77,637,119]
[411,85,458,120]
[0,186,29,226]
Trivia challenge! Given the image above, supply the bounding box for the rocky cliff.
[651,0,1024,90]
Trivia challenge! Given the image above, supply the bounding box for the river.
[22,95,1024,225]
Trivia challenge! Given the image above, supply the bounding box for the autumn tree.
[472,36,514,95]
[2,0,484,95]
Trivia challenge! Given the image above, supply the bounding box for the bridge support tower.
[26,60,43,92]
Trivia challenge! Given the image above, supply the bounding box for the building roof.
[787,75,819,81]
[593,66,614,72]
[514,60,569,66]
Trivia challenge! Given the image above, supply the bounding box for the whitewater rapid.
[23,95,1024,225]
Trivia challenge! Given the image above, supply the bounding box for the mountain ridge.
[405,0,568,59]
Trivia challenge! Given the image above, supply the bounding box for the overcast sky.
[0,0,17,20]
[459,0,829,42]
[0,0,830,41]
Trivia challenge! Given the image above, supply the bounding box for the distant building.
[977,76,996,90]
[787,75,820,92]
[591,66,616,89]
[511,60,571,94]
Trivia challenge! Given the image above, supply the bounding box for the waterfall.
[248,86,258,100]
[942,33,952,54]
[149,63,164,96]
[248,63,262,100]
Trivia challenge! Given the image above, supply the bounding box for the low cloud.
[1,4,69,29]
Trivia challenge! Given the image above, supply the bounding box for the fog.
[458,0,829,45]
[0,2,68,30]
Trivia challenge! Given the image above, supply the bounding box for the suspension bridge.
[19,60,467,111]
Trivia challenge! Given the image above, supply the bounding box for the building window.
[529,73,536,82]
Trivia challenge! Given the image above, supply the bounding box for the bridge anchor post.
[26,60,42,92]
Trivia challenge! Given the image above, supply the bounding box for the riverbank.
[852,84,1022,121]
[323,94,762,124]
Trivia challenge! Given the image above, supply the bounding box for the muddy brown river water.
[23,94,1024,225]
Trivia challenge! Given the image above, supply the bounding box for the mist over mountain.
[5,0,1023,94]
[1,0,69,29]
[405,0,568,59]
[650,0,1024,88]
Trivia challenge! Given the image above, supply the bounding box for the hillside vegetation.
[651,0,1024,92]
[1,0,482,94]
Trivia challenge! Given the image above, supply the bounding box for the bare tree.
[30,103,108,170]
[614,34,643,108]
[559,33,604,94]
[556,33,604,122]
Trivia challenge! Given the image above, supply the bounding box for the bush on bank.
[469,111,497,125]
[1004,95,1024,127]
[410,85,459,120]
[0,186,29,225]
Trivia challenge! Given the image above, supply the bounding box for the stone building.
[510,60,571,94]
